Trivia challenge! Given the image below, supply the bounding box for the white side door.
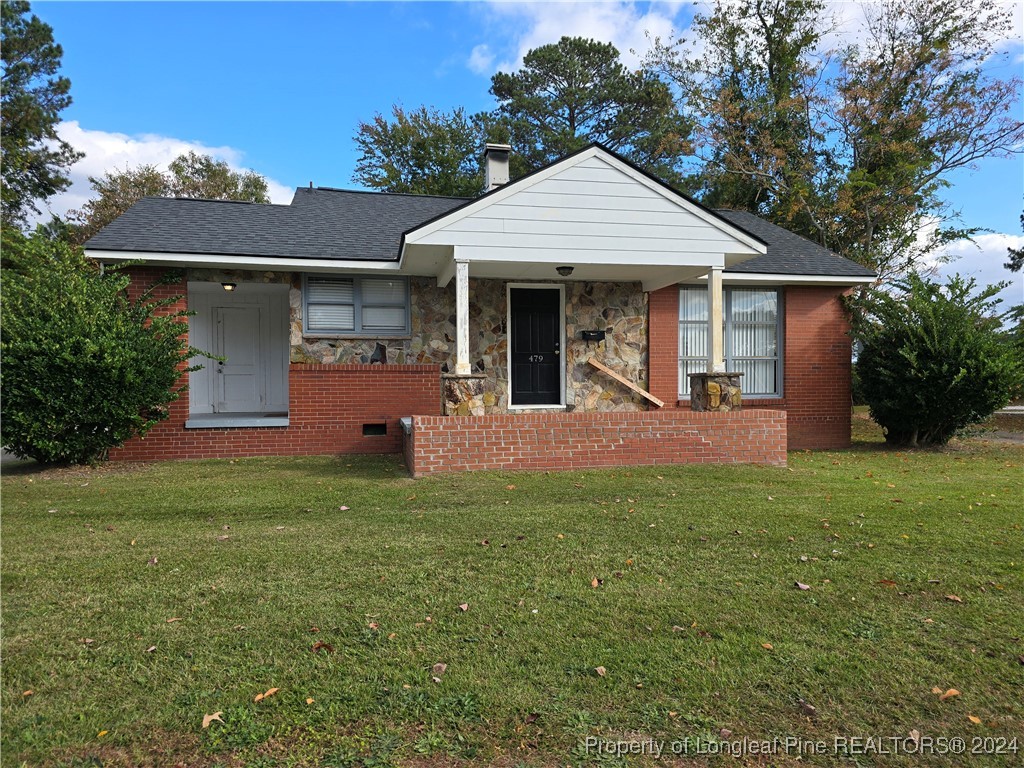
[216,305,263,412]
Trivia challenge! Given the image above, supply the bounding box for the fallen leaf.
[216,535,230,541]
[878,579,898,587]
[311,640,335,654]
[458,603,469,612]
[306,697,315,705]
[909,729,921,743]
[525,712,539,724]
[166,617,182,623]
[338,506,350,511]
[798,698,818,718]
[22,690,33,697]
[939,688,961,701]
[432,662,448,676]
[432,676,442,683]
[79,638,94,645]
[145,645,157,653]
[968,715,982,724]
[591,577,602,588]
[254,687,280,703]
[556,533,565,539]
[368,622,379,630]
[719,728,733,739]
[671,625,685,632]
[595,666,607,677]
[931,686,943,694]
[761,642,774,651]
[945,595,964,603]
[97,730,108,738]
[147,557,158,565]
[480,539,489,546]
[505,484,516,490]
[202,712,224,728]
[795,581,811,591]
[275,526,285,530]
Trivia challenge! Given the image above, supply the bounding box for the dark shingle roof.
[86,186,874,279]
[85,189,467,261]
[715,209,875,277]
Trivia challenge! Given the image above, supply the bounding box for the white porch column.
[455,259,471,375]
[708,265,726,372]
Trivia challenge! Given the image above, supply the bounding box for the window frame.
[677,285,784,399]
[302,274,411,338]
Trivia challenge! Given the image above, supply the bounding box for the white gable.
[403,148,765,273]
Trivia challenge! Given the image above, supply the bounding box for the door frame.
[187,281,290,421]
[505,282,566,409]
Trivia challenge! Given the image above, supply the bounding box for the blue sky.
[32,1,1024,303]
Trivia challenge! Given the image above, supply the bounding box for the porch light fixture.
[556,265,574,277]
[221,282,237,292]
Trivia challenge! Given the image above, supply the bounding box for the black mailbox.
[581,329,606,343]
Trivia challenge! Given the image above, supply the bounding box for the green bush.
[1,230,197,463]
[848,273,1023,446]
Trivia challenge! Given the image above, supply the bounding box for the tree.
[1005,211,1023,273]
[648,0,827,230]
[1,0,83,227]
[490,37,691,184]
[848,273,1023,446]
[352,105,487,197]
[649,0,1024,280]
[0,228,198,464]
[68,151,269,244]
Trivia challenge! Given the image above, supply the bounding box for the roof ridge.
[137,195,286,207]
[298,186,472,201]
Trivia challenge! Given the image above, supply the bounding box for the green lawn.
[2,427,1022,767]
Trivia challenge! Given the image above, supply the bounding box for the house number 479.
[529,354,545,362]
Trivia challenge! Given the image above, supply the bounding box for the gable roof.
[85,149,874,280]
[402,143,768,258]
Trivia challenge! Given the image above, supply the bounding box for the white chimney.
[484,143,511,193]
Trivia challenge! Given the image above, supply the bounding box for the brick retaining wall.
[405,409,787,477]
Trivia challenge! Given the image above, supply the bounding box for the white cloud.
[936,232,1024,311]
[33,121,294,224]
[467,43,496,75]
[471,1,683,75]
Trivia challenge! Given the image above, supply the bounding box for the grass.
[2,423,1022,767]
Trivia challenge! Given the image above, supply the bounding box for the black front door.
[510,288,561,406]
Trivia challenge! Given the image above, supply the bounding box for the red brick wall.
[647,286,680,406]
[406,409,787,476]
[111,364,441,461]
[646,284,853,450]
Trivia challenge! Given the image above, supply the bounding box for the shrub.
[848,273,1023,446]
[1,230,197,463]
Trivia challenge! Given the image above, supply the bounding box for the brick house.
[84,144,875,474]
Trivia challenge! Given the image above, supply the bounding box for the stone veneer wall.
[192,271,651,416]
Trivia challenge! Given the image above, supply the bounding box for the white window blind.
[303,276,409,335]
[678,286,782,397]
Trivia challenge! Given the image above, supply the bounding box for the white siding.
[412,155,758,265]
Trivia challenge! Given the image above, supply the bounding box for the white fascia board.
[682,272,876,286]
[402,146,766,257]
[84,249,402,274]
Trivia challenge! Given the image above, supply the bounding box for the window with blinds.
[678,286,782,397]
[304,276,410,335]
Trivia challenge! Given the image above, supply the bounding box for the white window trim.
[505,283,567,409]
[302,274,411,338]
[678,286,784,399]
